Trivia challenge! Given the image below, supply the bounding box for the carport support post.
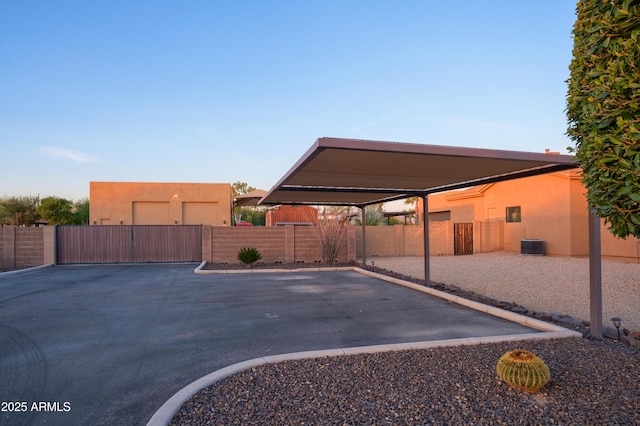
[423,195,430,285]
[361,206,367,266]
[588,209,603,339]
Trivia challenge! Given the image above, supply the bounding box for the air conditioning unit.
[521,239,544,255]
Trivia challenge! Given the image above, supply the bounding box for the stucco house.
[416,170,639,260]
[89,182,231,226]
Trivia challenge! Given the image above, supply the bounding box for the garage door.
[133,202,170,225]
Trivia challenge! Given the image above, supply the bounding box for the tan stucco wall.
[485,173,575,255]
[356,223,454,257]
[420,171,639,259]
[601,221,640,260]
[90,182,231,226]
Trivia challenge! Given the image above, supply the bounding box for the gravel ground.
[169,255,640,425]
[170,338,639,425]
[371,253,640,333]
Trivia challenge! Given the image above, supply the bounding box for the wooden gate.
[56,225,202,264]
[453,223,473,255]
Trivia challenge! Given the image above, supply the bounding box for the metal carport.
[259,137,605,338]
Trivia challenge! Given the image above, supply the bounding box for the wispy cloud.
[350,106,414,132]
[193,126,211,136]
[443,118,532,132]
[40,147,96,163]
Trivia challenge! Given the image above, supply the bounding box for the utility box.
[521,239,545,255]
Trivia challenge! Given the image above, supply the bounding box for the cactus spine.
[496,349,550,392]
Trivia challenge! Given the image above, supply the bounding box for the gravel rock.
[170,338,639,425]
[169,255,640,425]
[372,253,640,332]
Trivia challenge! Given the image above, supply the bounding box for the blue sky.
[1,1,578,201]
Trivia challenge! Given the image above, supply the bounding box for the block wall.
[206,225,355,264]
[356,223,454,258]
[1,226,55,270]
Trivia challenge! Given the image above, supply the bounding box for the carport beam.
[423,195,430,285]
[361,206,367,266]
[588,209,603,339]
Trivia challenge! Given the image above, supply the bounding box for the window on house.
[506,206,521,223]
[428,210,451,222]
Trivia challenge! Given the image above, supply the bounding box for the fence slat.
[56,225,201,264]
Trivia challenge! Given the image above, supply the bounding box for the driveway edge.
[0,263,54,277]
[148,267,580,426]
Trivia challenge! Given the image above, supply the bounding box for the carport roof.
[260,137,579,206]
[234,189,268,207]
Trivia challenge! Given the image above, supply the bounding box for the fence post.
[201,225,211,262]
[284,225,295,263]
[423,195,430,285]
[43,226,56,265]
[588,210,603,339]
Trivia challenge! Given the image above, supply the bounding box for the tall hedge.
[566,0,640,238]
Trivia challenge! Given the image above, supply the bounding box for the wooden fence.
[56,225,202,264]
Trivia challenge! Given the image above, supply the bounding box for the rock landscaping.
[170,261,640,425]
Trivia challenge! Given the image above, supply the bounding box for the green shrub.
[567,0,640,238]
[237,247,262,266]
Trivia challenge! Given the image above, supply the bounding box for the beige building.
[417,170,640,259]
[90,182,231,226]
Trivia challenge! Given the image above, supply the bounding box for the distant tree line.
[0,196,89,226]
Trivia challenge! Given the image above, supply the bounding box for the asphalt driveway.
[0,264,538,426]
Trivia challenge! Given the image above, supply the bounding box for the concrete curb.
[354,268,578,334]
[148,266,581,425]
[0,263,54,277]
[147,333,579,426]
[194,261,357,274]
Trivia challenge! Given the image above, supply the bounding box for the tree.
[353,204,386,226]
[0,201,8,225]
[566,0,640,238]
[242,210,266,226]
[231,181,259,225]
[404,196,419,206]
[0,196,40,225]
[73,198,90,225]
[37,196,75,225]
[231,181,256,198]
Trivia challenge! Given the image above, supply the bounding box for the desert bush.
[309,207,349,265]
[237,247,262,266]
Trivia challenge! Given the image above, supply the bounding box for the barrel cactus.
[496,349,550,392]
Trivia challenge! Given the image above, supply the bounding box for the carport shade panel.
[287,150,553,188]
[233,189,268,207]
[259,137,579,206]
[257,137,609,340]
[262,189,411,206]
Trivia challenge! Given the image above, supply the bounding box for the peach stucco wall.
[421,171,639,259]
[90,182,231,226]
[484,173,576,255]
